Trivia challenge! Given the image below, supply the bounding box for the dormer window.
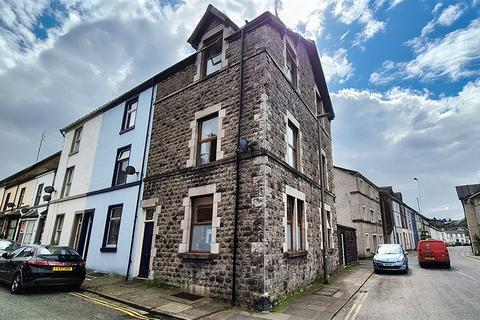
[203,33,222,77]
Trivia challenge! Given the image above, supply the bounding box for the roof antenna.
[36,130,46,162]
[274,0,280,17]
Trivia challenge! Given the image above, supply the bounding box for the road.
[334,246,480,320]
[0,285,154,320]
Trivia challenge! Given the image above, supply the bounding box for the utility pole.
[36,130,46,162]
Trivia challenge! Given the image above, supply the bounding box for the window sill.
[285,250,308,258]
[119,126,135,135]
[68,151,79,157]
[178,252,217,260]
[100,247,117,253]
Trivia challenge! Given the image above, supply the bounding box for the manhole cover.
[171,292,203,301]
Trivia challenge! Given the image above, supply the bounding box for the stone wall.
[142,18,337,307]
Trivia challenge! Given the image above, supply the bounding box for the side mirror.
[371,251,376,255]
[404,252,409,255]
[1,252,9,259]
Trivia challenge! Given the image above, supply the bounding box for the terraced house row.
[0,6,338,307]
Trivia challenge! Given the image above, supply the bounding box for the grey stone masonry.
[142,7,337,308]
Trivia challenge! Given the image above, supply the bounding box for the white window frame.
[284,111,303,173]
[51,214,64,245]
[326,205,334,249]
[70,126,83,154]
[187,104,225,167]
[193,25,230,82]
[283,36,299,90]
[283,186,308,253]
[62,167,75,198]
[179,184,221,254]
[105,205,122,248]
[365,233,370,250]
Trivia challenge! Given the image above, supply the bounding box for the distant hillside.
[428,217,467,230]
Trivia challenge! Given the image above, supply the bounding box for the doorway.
[138,209,155,278]
[77,210,94,261]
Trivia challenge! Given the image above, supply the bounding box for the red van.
[417,240,450,268]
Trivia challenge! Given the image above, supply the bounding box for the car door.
[0,247,25,282]
[7,247,35,281]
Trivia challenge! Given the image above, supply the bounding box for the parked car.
[0,245,86,294]
[0,239,18,256]
[417,240,450,268]
[373,244,409,274]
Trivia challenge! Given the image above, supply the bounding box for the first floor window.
[286,195,305,252]
[113,147,130,186]
[190,195,213,252]
[197,114,218,165]
[287,120,299,169]
[105,205,122,248]
[70,214,83,250]
[62,167,75,197]
[34,183,44,206]
[51,215,64,245]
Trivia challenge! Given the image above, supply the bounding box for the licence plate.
[52,267,73,271]
[383,263,394,266]
[424,257,435,260]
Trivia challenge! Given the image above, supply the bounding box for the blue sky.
[0,0,479,220]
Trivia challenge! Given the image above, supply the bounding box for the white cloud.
[437,4,465,26]
[405,19,480,80]
[332,80,480,219]
[372,18,480,83]
[0,0,272,177]
[320,49,354,83]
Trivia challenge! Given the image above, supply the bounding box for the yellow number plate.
[52,267,73,271]
[424,257,435,260]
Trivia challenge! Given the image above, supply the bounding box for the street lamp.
[414,177,422,214]
[317,112,333,284]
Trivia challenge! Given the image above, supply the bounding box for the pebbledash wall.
[43,85,154,277]
[141,6,337,307]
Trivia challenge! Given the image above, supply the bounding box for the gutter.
[231,27,245,306]
[125,80,156,280]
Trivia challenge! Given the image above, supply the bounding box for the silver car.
[372,244,409,274]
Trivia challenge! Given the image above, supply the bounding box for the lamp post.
[317,112,333,284]
[414,177,422,214]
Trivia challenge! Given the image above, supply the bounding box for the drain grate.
[171,292,203,301]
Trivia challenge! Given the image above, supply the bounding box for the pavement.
[82,260,374,320]
[333,246,480,320]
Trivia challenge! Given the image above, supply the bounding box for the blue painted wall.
[84,86,153,276]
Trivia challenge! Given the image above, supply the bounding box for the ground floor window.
[190,195,213,253]
[102,205,123,251]
[17,220,35,245]
[286,195,305,252]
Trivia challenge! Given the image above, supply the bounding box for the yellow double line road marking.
[344,290,369,320]
[70,292,151,319]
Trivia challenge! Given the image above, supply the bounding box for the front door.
[138,209,155,278]
[77,210,94,261]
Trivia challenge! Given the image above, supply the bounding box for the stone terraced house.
[140,5,337,307]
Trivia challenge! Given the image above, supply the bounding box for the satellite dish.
[125,165,138,175]
[6,202,14,208]
[43,195,51,202]
[44,186,55,194]
[238,137,252,153]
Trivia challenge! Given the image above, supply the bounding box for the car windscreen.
[0,240,17,251]
[36,247,82,261]
[377,246,402,254]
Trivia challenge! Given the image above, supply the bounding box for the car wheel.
[70,284,82,291]
[10,273,22,294]
[445,262,451,269]
[374,268,379,274]
[419,262,424,268]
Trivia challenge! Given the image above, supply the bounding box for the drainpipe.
[125,80,156,280]
[231,27,245,307]
[316,112,331,284]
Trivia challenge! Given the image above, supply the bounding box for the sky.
[0,0,479,220]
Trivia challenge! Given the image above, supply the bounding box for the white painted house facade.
[43,80,156,278]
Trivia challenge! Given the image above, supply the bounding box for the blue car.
[373,244,409,274]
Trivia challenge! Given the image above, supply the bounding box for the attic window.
[203,33,223,76]
[285,43,297,88]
